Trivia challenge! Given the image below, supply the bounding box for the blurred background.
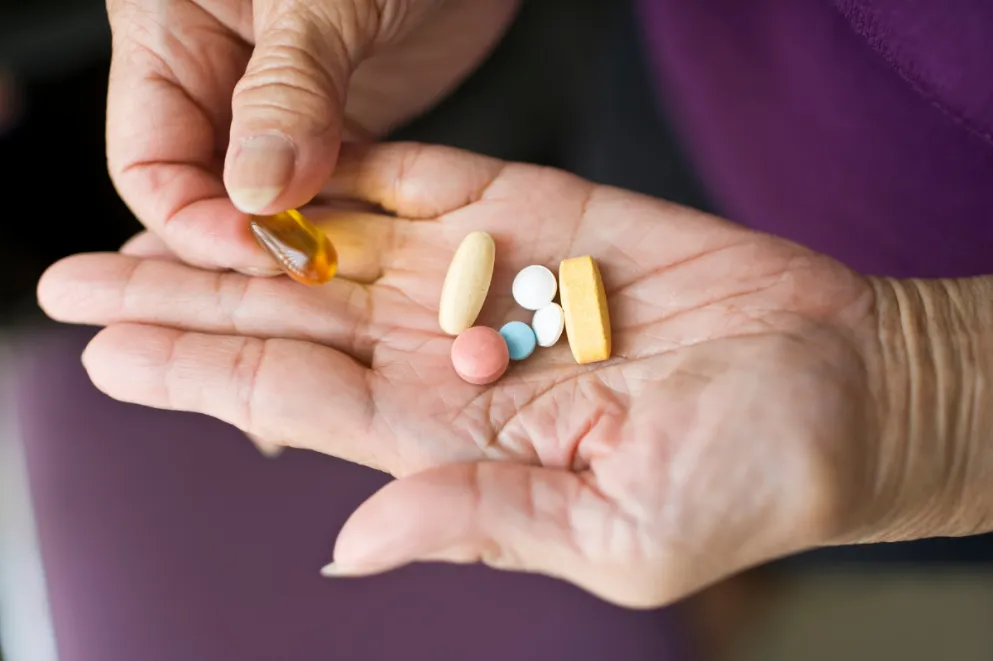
[1,1,991,660]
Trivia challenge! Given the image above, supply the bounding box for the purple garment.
[636,0,993,278]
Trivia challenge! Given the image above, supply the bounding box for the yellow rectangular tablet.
[558,256,611,364]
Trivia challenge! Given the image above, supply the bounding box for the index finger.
[105,3,274,272]
[81,323,386,470]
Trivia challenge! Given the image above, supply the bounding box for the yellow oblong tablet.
[559,255,611,364]
[438,231,496,335]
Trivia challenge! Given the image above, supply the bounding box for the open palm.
[39,143,887,607]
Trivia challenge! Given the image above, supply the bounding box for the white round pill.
[532,302,565,347]
[512,265,557,310]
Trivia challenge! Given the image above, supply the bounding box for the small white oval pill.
[532,302,565,347]
[512,265,557,310]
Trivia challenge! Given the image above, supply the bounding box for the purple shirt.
[637,0,993,277]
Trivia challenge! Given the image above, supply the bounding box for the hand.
[40,142,900,608]
[105,0,519,272]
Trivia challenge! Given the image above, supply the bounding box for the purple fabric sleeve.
[635,0,993,278]
[15,327,692,661]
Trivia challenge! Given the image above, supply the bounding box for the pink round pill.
[450,326,510,385]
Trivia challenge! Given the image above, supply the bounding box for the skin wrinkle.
[607,238,755,297]
[345,283,376,366]
[465,464,500,566]
[894,281,926,533]
[117,258,146,321]
[502,379,580,468]
[236,39,334,94]
[462,388,506,458]
[565,393,607,471]
[214,270,253,336]
[232,27,348,130]
[489,370,627,470]
[203,0,255,40]
[160,328,185,414]
[470,161,511,208]
[392,143,427,215]
[376,212,402,284]
[927,282,963,521]
[864,278,904,515]
[482,383,541,455]
[235,335,267,435]
[365,380,402,474]
[127,168,225,248]
[115,73,216,165]
[311,0,369,62]
[535,479,588,564]
[962,295,985,513]
[850,276,983,543]
[935,281,974,529]
[947,280,980,506]
[132,34,240,140]
[177,22,244,82]
[577,471,648,557]
[373,281,437,319]
[613,287,791,359]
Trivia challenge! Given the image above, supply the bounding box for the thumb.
[324,462,664,608]
[224,2,372,214]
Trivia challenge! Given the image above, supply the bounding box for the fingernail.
[244,432,284,458]
[253,442,284,458]
[228,134,296,213]
[320,562,363,578]
[236,266,284,278]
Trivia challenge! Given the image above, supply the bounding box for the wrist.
[862,276,993,542]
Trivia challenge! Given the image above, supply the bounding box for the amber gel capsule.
[250,209,338,285]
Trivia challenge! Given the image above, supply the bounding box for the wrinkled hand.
[106,0,518,272]
[40,143,893,608]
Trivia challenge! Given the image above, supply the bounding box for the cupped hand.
[106,0,518,272]
[40,143,893,608]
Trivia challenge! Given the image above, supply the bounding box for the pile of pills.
[439,231,612,385]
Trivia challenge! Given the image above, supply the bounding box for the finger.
[223,1,376,215]
[105,5,274,272]
[81,324,385,469]
[120,232,177,261]
[37,253,376,363]
[321,142,508,219]
[120,231,286,278]
[325,462,662,608]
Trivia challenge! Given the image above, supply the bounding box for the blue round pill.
[499,321,537,361]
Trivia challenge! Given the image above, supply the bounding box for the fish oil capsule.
[250,209,338,285]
